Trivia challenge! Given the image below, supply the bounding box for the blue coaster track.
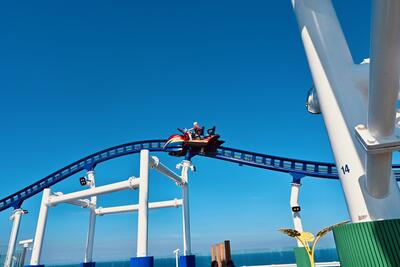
[1,139,400,213]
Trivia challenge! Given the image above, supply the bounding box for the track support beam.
[30,188,51,266]
[83,170,97,265]
[290,180,304,247]
[4,208,27,267]
[96,199,182,216]
[179,160,193,258]
[137,150,150,258]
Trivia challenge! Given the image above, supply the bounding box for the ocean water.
[45,249,338,267]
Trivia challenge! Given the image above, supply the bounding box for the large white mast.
[292,0,400,222]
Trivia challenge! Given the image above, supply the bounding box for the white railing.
[242,261,340,267]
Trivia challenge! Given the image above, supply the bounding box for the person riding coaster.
[164,122,224,156]
[185,122,203,140]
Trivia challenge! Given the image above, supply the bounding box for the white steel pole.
[84,170,97,263]
[96,199,182,216]
[51,192,90,208]
[365,0,400,198]
[290,182,303,247]
[63,198,91,208]
[149,156,184,184]
[4,209,26,267]
[174,249,180,267]
[30,188,51,266]
[180,160,192,256]
[292,0,400,221]
[137,150,150,257]
[18,240,33,267]
[47,178,139,206]
[20,245,28,267]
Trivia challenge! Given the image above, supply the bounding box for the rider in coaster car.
[187,122,203,140]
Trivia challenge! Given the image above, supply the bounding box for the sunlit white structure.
[4,209,27,267]
[2,1,400,266]
[292,0,400,265]
[293,0,400,221]
[24,150,194,267]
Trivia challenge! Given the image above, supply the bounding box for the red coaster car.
[164,126,224,157]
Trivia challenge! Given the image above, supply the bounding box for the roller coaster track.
[1,139,400,213]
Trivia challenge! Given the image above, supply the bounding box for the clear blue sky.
[0,0,372,264]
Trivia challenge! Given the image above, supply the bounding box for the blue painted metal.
[130,256,154,267]
[1,139,400,213]
[289,172,306,184]
[179,255,196,267]
[80,262,95,267]
[206,147,339,179]
[185,150,194,161]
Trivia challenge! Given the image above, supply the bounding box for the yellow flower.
[298,232,315,243]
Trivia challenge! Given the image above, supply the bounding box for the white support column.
[290,182,303,247]
[173,249,180,267]
[18,239,33,267]
[84,170,97,263]
[137,150,149,257]
[4,209,26,267]
[30,188,51,266]
[292,0,400,221]
[365,0,400,198]
[180,160,192,256]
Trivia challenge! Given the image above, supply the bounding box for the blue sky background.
[0,0,373,264]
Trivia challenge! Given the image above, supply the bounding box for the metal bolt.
[367,136,376,144]
[356,124,366,130]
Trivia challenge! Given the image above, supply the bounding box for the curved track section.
[1,139,400,212]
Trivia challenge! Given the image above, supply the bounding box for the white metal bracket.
[176,162,196,172]
[176,163,183,170]
[9,209,27,221]
[50,192,92,208]
[128,176,140,189]
[355,124,400,154]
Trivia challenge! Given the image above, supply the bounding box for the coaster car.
[164,126,224,156]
